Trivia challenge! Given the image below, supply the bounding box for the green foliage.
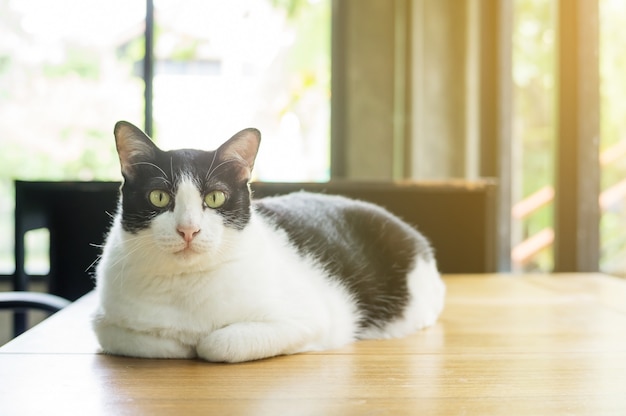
[270,0,310,19]
[170,40,201,62]
[118,36,145,65]
[43,47,101,79]
[513,0,555,199]
[0,55,10,75]
[285,0,330,72]
[600,0,626,146]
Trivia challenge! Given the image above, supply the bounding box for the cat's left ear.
[217,128,261,175]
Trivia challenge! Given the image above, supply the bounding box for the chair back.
[14,181,120,300]
[251,180,499,273]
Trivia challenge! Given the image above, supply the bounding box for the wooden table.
[1,274,626,415]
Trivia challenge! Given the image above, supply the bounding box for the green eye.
[205,190,226,208]
[149,190,171,208]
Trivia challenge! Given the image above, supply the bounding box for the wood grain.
[2,274,626,415]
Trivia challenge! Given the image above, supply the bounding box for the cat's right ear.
[114,121,159,179]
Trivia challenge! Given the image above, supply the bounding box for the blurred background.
[1,0,625,276]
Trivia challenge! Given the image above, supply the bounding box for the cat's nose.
[177,225,200,242]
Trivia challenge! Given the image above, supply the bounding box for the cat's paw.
[196,322,303,363]
[197,326,257,363]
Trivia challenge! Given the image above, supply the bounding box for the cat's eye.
[149,190,171,208]
[205,190,226,209]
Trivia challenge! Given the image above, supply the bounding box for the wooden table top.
[1,273,626,415]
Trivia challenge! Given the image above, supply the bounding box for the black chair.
[9,180,120,336]
[0,291,71,314]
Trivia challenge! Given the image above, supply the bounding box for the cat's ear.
[114,121,159,179]
[217,128,261,176]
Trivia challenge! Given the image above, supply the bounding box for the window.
[151,0,330,182]
[0,0,330,275]
[511,0,626,274]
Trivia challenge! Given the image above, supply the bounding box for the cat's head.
[113,121,260,264]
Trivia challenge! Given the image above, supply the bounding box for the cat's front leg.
[93,319,196,359]
[197,321,313,363]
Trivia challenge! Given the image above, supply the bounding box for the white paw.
[197,326,259,363]
[196,322,306,363]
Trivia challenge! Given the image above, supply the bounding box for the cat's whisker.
[107,235,153,270]
[206,159,238,182]
[107,238,158,289]
[205,151,218,181]
[170,157,175,184]
[131,162,171,185]
[85,255,102,274]
[86,246,104,274]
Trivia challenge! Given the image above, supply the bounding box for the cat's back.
[253,191,434,279]
[253,191,388,237]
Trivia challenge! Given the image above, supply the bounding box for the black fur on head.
[113,121,261,233]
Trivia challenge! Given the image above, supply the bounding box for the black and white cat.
[92,121,445,363]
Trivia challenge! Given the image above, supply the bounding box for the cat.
[92,121,446,363]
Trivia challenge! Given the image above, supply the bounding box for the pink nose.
[177,226,200,242]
